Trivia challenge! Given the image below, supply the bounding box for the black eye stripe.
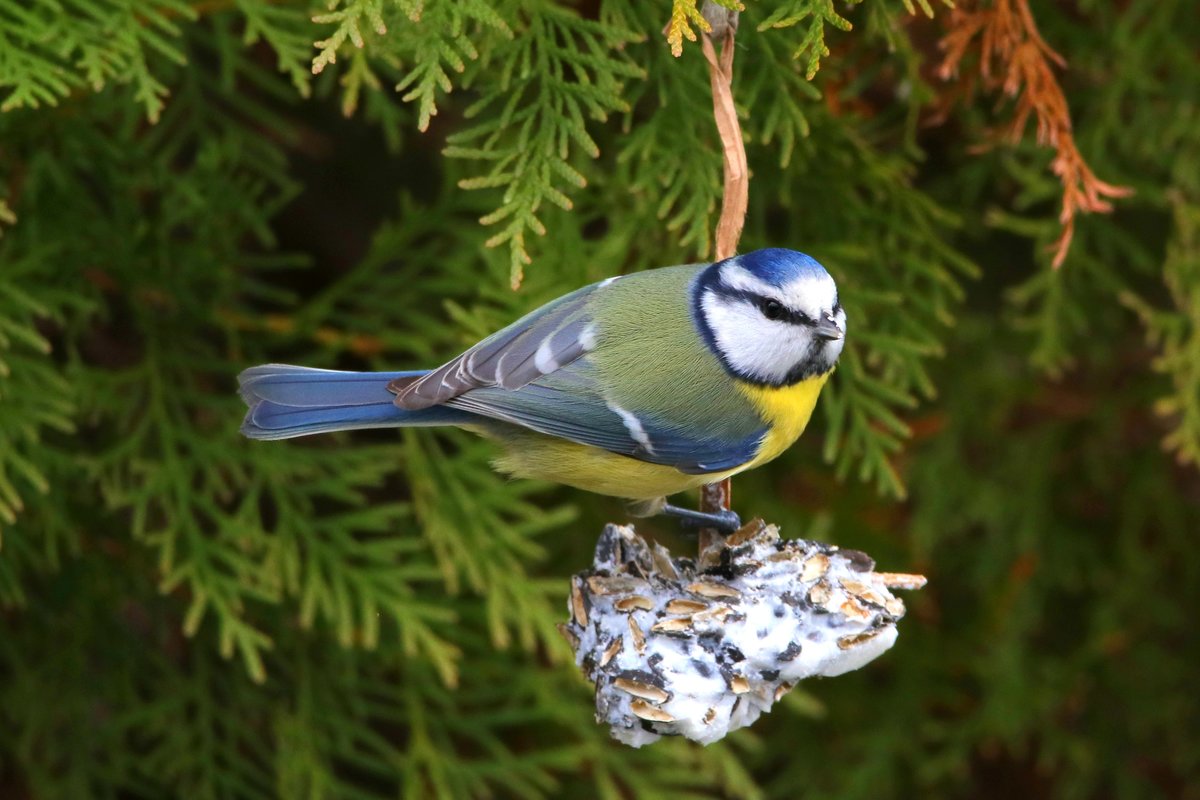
[711,285,824,326]
[736,291,812,326]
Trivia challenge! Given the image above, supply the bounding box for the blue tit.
[239,248,846,528]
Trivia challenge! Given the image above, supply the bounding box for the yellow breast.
[736,371,831,468]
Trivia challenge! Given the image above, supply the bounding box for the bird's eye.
[760,299,785,321]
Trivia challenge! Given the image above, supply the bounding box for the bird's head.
[693,248,847,386]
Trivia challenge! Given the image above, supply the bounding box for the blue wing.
[388,282,603,409]
[445,360,766,474]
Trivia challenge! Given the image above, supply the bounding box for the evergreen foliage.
[1,0,1197,797]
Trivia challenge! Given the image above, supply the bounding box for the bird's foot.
[659,503,742,534]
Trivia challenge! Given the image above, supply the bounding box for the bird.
[238,248,846,531]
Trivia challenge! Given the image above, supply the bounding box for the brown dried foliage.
[937,0,1131,268]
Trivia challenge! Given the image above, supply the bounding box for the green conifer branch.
[738,29,818,168]
[311,0,392,76]
[444,5,644,287]
[313,0,511,124]
[615,54,723,258]
[0,0,196,120]
[0,254,79,534]
[1123,190,1200,467]
[402,430,573,652]
[236,0,315,96]
[756,0,861,80]
[391,0,511,131]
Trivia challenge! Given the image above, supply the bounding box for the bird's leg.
[626,496,742,534]
[659,503,742,533]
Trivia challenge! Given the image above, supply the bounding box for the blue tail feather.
[239,364,473,440]
[239,364,421,407]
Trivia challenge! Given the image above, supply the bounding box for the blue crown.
[735,249,829,286]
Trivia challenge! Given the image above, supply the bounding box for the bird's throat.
[737,371,832,467]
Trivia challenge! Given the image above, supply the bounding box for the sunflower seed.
[600,636,622,667]
[687,581,741,600]
[840,579,870,596]
[628,616,645,654]
[614,595,654,612]
[587,576,645,596]
[837,630,882,650]
[840,597,872,622]
[651,616,693,635]
[614,677,671,704]
[692,604,734,624]
[840,579,888,609]
[630,699,675,722]
[808,579,833,607]
[665,599,709,614]
[651,543,680,580]
[800,553,831,582]
[726,518,766,546]
[570,577,588,627]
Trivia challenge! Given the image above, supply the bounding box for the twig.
[699,5,748,262]
[696,2,749,549]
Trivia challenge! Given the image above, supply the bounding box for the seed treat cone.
[559,521,926,746]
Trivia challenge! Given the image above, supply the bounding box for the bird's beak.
[815,316,843,342]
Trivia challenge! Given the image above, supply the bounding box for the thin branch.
[700,13,748,261]
[696,2,749,545]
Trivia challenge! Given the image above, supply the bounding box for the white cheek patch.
[702,292,813,384]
